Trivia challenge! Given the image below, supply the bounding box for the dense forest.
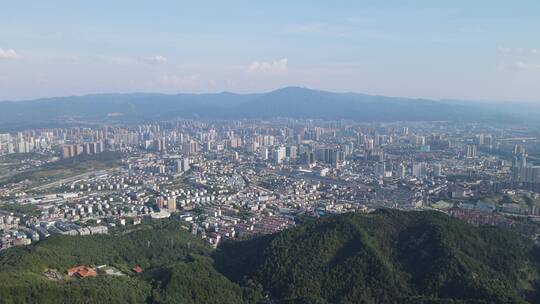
[0,218,261,304]
[214,209,540,304]
[1,210,540,303]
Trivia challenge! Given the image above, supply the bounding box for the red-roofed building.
[67,266,97,278]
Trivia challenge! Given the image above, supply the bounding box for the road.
[28,169,111,192]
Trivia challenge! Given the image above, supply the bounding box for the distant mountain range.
[0,87,535,129]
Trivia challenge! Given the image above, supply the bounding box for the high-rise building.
[365,138,374,150]
[155,196,165,209]
[89,142,98,154]
[97,141,104,153]
[434,163,443,177]
[512,153,529,186]
[62,141,103,158]
[401,127,409,135]
[183,140,198,155]
[167,197,177,210]
[153,138,165,152]
[82,143,91,155]
[514,144,526,155]
[229,137,242,148]
[62,145,74,158]
[466,144,477,158]
[478,134,485,146]
[259,147,268,160]
[286,145,298,159]
[484,134,493,147]
[176,158,190,173]
[416,136,426,146]
[272,146,286,164]
[74,144,83,156]
[331,150,345,168]
[301,151,315,166]
[522,166,540,184]
[412,162,427,179]
[315,147,344,167]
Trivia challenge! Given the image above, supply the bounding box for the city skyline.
[1,1,540,102]
[3,3,540,303]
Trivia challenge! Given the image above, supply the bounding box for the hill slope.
[0,218,261,304]
[214,210,540,304]
[1,210,539,303]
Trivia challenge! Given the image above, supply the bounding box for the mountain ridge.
[0,87,521,130]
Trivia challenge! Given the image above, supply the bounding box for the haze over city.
[1,1,540,101]
[3,2,540,304]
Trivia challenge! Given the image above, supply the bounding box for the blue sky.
[1,1,539,101]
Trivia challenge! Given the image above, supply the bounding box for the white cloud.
[248,58,288,74]
[143,55,168,65]
[498,47,540,56]
[60,54,81,62]
[497,47,512,54]
[158,74,198,89]
[515,61,540,70]
[0,48,19,60]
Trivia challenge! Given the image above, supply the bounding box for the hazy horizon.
[0,86,537,105]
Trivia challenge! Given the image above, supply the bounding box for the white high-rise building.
[466,144,477,158]
[176,158,190,172]
[259,147,268,160]
[272,146,286,164]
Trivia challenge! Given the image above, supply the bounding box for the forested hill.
[0,87,515,130]
[214,209,540,304]
[0,210,539,303]
[0,219,263,304]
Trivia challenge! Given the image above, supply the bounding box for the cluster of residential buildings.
[2,119,540,249]
[62,141,104,158]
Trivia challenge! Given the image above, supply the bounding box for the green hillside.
[1,210,539,303]
[214,210,540,304]
[0,218,261,304]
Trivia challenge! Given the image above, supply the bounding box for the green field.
[0,151,123,189]
[0,153,48,177]
[0,203,41,217]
